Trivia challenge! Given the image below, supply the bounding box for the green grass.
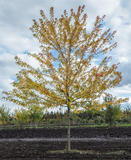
[47,149,131,155]
[0,123,131,130]
[116,123,131,127]
[47,149,100,154]
[69,123,131,128]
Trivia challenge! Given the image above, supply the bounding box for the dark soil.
[0,126,131,138]
[0,126,131,159]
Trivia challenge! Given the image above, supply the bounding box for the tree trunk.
[67,105,71,152]
[66,48,71,152]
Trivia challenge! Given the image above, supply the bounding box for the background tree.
[13,106,44,126]
[121,105,131,123]
[3,5,128,152]
[104,94,122,126]
[0,105,11,125]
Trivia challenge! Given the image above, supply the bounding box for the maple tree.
[3,5,128,151]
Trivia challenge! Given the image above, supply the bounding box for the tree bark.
[66,48,71,152]
[67,104,71,152]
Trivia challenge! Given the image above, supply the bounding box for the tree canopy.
[3,5,128,111]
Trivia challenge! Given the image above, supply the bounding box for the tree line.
[0,102,131,127]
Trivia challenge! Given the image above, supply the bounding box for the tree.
[3,5,128,152]
[13,106,44,126]
[104,94,122,126]
[0,105,11,125]
[122,105,131,123]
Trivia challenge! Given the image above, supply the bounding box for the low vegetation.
[0,103,130,128]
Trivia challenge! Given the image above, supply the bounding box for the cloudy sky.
[0,0,131,111]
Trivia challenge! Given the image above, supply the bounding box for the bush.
[13,106,44,126]
[105,104,122,126]
[0,105,11,125]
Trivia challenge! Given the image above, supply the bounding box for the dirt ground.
[0,127,131,159]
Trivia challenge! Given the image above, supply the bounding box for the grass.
[79,123,131,128]
[116,123,131,127]
[47,149,131,155]
[47,149,100,154]
[0,123,131,130]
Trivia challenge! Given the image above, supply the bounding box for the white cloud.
[119,57,129,63]
[108,84,131,105]
[110,85,131,95]
[86,0,120,16]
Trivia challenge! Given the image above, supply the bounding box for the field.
[0,126,131,159]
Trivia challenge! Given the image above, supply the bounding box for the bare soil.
[0,126,131,159]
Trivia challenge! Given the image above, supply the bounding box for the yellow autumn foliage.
[3,5,128,113]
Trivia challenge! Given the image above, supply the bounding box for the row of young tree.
[1,5,129,151]
[0,101,131,127]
